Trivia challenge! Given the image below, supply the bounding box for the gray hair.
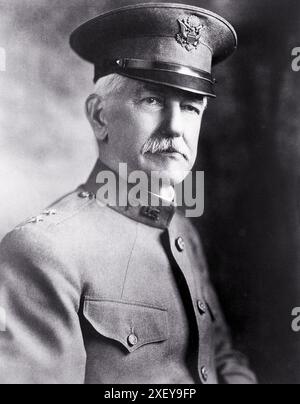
[94,74,129,98]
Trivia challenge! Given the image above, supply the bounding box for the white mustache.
[142,138,188,160]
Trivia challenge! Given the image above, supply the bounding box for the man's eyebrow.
[133,82,206,103]
[141,83,161,91]
[134,82,166,96]
[187,96,206,104]
[142,85,206,103]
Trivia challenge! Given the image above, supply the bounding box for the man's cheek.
[135,111,162,133]
[184,118,202,136]
[108,102,134,127]
[189,130,201,151]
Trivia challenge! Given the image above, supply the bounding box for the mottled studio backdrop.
[0,0,300,384]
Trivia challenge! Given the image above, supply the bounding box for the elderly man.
[0,3,257,384]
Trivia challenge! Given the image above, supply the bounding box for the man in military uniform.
[0,3,257,384]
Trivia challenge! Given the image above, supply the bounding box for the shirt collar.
[83,159,177,229]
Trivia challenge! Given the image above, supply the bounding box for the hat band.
[114,58,214,84]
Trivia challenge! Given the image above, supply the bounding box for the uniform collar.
[83,159,177,229]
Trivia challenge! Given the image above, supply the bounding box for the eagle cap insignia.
[176,15,205,52]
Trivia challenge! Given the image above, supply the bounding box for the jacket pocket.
[83,298,169,353]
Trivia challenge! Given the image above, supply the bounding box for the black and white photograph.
[0,0,299,386]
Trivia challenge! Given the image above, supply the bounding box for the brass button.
[175,237,185,252]
[197,300,207,315]
[201,366,209,382]
[127,334,138,347]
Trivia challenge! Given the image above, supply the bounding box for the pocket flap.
[83,298,169,353]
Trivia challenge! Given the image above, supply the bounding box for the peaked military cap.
[70,2,238,97]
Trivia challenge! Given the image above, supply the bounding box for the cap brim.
[96,67,216,98]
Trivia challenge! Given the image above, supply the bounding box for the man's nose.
[163,103,184,138]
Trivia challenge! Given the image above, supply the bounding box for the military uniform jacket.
[0,160,256,384]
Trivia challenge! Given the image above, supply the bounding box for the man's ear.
[85,94,108,142]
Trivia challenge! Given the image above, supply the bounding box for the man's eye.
[142,97,163,106]
[183,105,201,115]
